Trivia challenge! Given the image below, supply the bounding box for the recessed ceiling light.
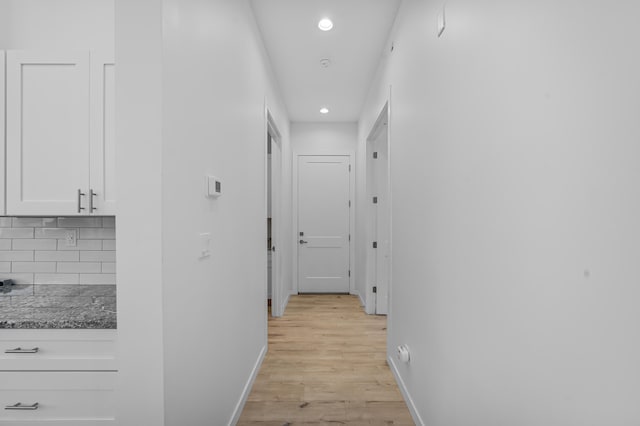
[320,107,329,114]
[318,18,333,31]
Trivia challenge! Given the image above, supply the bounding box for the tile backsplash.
[0,216,116,328]
[0,216,115,285]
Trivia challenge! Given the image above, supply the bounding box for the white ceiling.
[250,0,401,123]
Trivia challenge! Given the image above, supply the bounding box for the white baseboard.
[281,292,291,314]
[387,355,425,426]
[357,291,365,308]
[228,344,267,425]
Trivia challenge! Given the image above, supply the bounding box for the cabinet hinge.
[373,286,377,293]
[349,200,351,207]
[373,241,378,249]
[373,152,378,159]
[348,234,351,241]
[348,270,351,277]
[373,196,378,204]
[349,164,351,172]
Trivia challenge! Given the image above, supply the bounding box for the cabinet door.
[89,55,116,215]
[6,51,90,215]
[0,51,5,215]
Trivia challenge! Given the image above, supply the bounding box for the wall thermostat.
[206,175,222,198]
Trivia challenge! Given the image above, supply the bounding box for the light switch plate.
[199,233,211,258]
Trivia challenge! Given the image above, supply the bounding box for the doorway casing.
[266,106,284,317]
[365,101,391,315]
[292,153,356,295]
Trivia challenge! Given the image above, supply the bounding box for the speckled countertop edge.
[0,319,117,329]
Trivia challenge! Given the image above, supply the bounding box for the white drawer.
[0,371,116,425]
[0,330,116,371]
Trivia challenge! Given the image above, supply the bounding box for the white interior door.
[298,155,351,293]
[5,50,90,215]
[268,126,283,316]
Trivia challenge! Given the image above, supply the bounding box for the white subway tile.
[35,273,79,285]
[35,228,76,239]
[57,262,101,273]
[80,273,116,285]
[0,262,11,272]
[1,273,34,284]
[0,218,12,227]
[0,228,34,238]
[80,251,116,262]
[12,239,57,250]
[57,239,102,251]
[0,251,33,261]
[79,228,115,239]
[43,218,58,227]
[0,240,11,250]
[12,262,56,273]
[101,262,116,273]
[35,251,79,262]
[11,217,56,228]
[102,240,116,250]
[57,217,102,228]
[12,217,44,227]
[102,217,116,228]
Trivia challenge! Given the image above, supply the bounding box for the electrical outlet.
[65,230,77,247]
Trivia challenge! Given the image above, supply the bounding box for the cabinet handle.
[77,189,86,213]
[5,403,39,410]
[4,347,39,354]
[89,189,97,212]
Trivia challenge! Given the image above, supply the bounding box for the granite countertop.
[0,319,117,329]
[0,284,117,329]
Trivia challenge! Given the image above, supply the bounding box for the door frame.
[265,107,284,317]
[293,153,355,294]
[0,51,5,214]
[365,101,392,315]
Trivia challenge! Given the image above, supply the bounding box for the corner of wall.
[387,355,425,426]
[228,344,267,426]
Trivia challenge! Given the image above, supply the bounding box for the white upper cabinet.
[6,51,90,215]
[90,55,116,215]
[5,50,115,216]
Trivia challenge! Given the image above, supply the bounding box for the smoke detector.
[320,58,331,68]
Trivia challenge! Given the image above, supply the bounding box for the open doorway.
[366,102,391,315]
[266,110,283,317]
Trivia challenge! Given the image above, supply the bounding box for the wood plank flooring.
[238,294,414,425]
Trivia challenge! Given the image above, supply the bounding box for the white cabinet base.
[0,330,116,371]
[0,372,116,424]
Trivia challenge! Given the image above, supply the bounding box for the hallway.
[238,295,414,425]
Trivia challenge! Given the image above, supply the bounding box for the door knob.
[299,240,308,244]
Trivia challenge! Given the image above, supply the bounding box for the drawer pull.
[4,347,39,354]
[5,402,39,410]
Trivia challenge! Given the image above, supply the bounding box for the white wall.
[0,0,113,54]
[115,0,165,424]
[116,0,290,424]
[291,122,357,155]
[359,0,640,424]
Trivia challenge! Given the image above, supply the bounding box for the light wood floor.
[238,294,414,425]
